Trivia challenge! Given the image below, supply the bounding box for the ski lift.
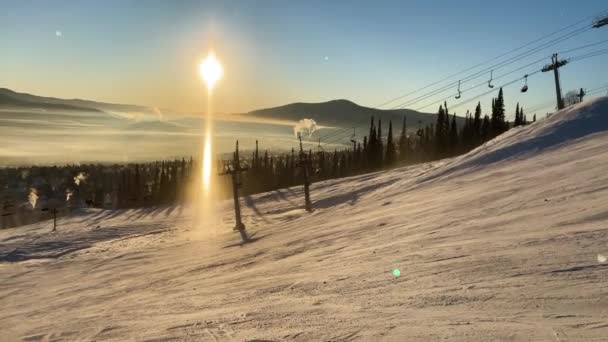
[349,127,357,144]
[316,138,324,153]
[455,80,462,99]
[521,74,528,93]
[488,70,494,88]
[577,88,586,102]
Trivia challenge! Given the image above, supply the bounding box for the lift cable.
[376,10,606,108]
[317,42,608,146]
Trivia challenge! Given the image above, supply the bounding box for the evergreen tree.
[134,164,141,204]
[170,161,178,202]
[481,114,491,141]
[491,97,496,129]
[362,136,368,169]
[377,119,384,167]
[473,102,482,144]
[332,150,339,176]
[444,101,451,134]
[435,105,446,156]
[398,116,408,161]
[385,120,397,165]
[495,87,506,132]
[179,158,187,199]
[367,116,376,164]
[254,140,260,169]
[449,113,458,151]
[514,102,521,126]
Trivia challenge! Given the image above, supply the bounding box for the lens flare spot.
[393,268,401,277]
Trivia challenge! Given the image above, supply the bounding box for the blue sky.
[1,0,607,118]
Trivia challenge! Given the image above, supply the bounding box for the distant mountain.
[0,88,153,114]
[0,92,101,112]
[247,99,460,128]
[0,88,461,132]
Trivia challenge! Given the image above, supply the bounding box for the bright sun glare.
[199,54,223,90]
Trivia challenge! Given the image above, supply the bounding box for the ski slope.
[1,98,608,341]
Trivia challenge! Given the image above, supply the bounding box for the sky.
[1,0,607,118]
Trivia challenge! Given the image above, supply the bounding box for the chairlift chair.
[455,80,462,99]
[521,74,529,93]
[349,128,357,144]
[416,121,423,137]
[488,70,494,88]
[316,138,324,153]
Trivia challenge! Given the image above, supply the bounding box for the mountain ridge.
[247,98,458,127]
[0,87,453,129]
[0,88,153,114]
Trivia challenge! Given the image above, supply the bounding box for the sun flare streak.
[199,53,223,195]
[202,131,212,191]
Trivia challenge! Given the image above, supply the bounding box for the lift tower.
[542,53,568,110]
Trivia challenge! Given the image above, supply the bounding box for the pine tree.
[444,101,451,134]
[449,113,458,152]
[264,150,269,169]
[254,140,260,169]
[332,150,339,176]
[482,114,491,141]
[435,105,446,156]
[398,116,408,161]
[170,161,178,202]
[514,102,521,126]
[367,116,376,164]
[179,158,187,199]
[377,119,384,167]
[496,87,506,132]
[133,164,141,205]
[461,111,469,147]
[385,120,397,165]
[473,102,482,144]
[491,97,497,130]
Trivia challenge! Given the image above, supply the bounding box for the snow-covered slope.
[424,97,608,181]
[1,98,608,341]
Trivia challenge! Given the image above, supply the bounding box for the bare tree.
[564,90,579,107]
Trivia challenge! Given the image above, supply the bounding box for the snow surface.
[2,97,608,341]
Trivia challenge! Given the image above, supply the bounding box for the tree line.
[1,87,535,229]
[230,88,534,196]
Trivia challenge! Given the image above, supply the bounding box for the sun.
[199,53,223,90]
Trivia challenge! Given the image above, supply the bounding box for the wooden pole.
[219,141,249,242]
[542,53,568,110]
[298,133,312,212]
[552,54,564,110]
